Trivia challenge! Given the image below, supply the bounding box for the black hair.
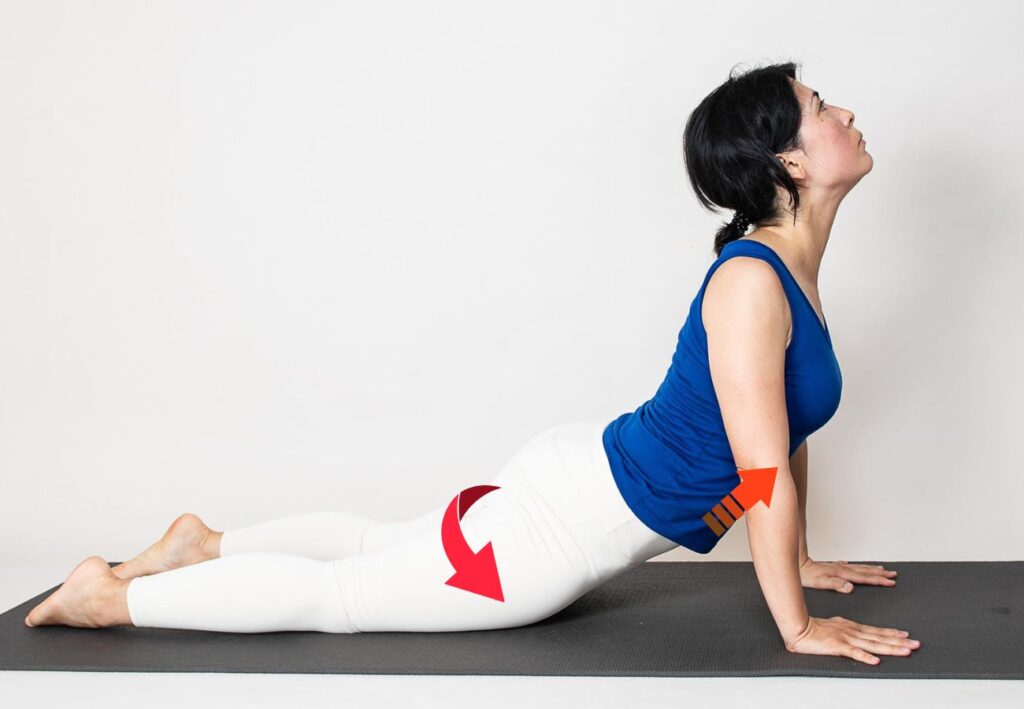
[682,61,805,257]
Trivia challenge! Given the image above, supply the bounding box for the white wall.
[1,0,1021,608]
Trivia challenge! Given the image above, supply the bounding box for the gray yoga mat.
[1,561,1020,678]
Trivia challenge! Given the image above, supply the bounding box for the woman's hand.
[798,557,898,593]
[785,616,921,665]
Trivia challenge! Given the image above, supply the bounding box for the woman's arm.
[703,256,809,646]
[790,441,809,568]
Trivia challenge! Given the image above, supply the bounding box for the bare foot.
[25,555,130,628]
[110,513,221,581]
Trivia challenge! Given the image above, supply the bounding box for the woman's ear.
[775,151,806,181]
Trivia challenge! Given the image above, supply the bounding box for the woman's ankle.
[203,530,223,559]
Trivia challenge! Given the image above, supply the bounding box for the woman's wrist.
[783,615,812,650]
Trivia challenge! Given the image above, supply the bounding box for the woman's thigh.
[329,422,629,632]
[330,480,604,633]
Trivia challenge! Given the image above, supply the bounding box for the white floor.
[3,558,1021,709]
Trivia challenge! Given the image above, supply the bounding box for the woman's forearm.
[745,463,810,645]
[790,441,809,565]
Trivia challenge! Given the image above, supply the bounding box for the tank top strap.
[714,239,792,286]
[714,239,831,346]
[701,239,791,297]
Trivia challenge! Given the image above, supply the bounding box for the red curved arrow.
[441,484,504,602]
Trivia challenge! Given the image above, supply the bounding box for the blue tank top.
[602,238,843,554]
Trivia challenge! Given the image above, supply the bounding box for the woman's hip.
[490,420,677,577]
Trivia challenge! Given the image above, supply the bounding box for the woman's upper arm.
[702,257,792,472]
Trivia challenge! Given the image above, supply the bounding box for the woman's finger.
[835,561,898,578]
[837,568,897,585]
[824,576,854,592]
[849,621,913,638]
[845,646,880,665]
[847,562,896,574]
[846,634,914,656]
[852,631,919,649]
[846,563,897,577]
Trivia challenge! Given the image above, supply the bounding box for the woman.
[25,61,921,666]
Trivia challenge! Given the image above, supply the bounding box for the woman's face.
[784,78,872,191]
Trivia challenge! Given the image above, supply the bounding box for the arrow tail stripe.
[711,503,735,528]
[702,511,726,536]
[722,494,745,519]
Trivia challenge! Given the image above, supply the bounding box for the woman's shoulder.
[701,251,793,347]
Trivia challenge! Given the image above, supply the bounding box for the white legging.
[125,420,678,633]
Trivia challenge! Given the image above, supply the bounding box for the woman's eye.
[819,101,827,112]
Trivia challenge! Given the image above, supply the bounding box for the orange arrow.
[702,466,778,538]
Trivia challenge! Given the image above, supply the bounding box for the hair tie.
[731,210,751,232]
